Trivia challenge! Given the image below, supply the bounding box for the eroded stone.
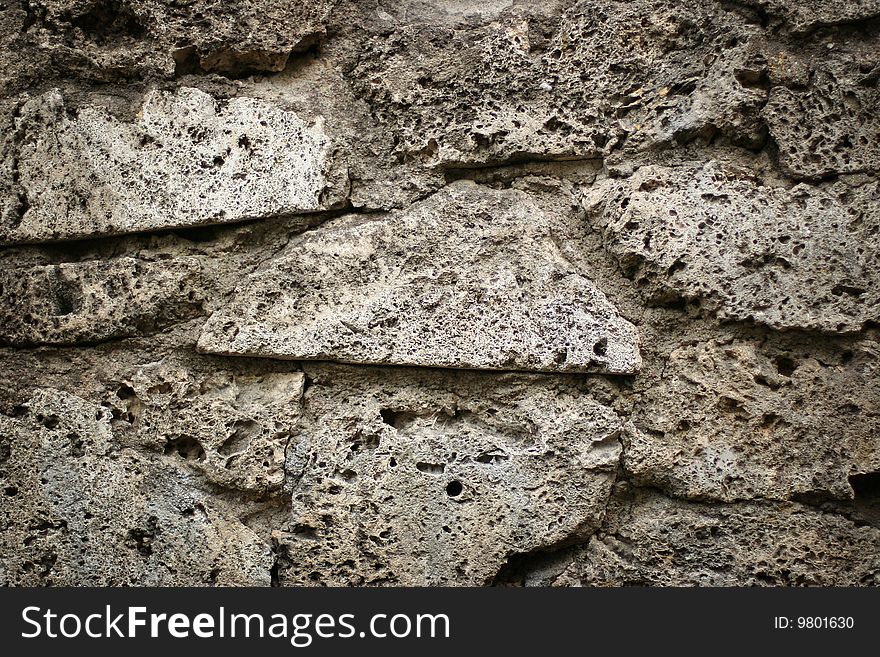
[125,362,304,495]
[2,87,341,243]
[585,162,880,332]
[550,486,880,586]
[624,337,880,501]
[4,0,334,86]
[764,53,880,179]
[0,343,306,496]
[747,0,880,33]
[333,0,758,167]
[0,256,205,345]
[0,388,272,585]
[199,182,641,373]
[275,364,622,585]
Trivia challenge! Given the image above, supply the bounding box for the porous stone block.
[3,87,340,243]
[199,181,642,374]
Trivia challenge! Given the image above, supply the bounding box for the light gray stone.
[0,345,306,496]
[126,362,304,495]
[550,486,880,587]
[1,0,879,589]
[199,181,642,374]
[585,162,880,332]
[275,364,622,585]
[3,87,341,243]
[0,388,273,585]
[624,338,880,501]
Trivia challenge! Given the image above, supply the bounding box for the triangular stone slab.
[198,182,641,374]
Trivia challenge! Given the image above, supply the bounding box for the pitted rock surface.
[624,338,880,501]
[540,486,880,587]
[0,388,273,585]
[586,163,880,332]
[199,182,642,374]
[277,364,622,585]
[1,0,878,588]
[3,87,340,243]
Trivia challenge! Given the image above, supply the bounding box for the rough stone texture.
[625,337,880,501]
[586,163,880,332]
[2,86,342,243]
[0,255,205,344]
[0,388,273,585]
[763,42,880,180]
[330,0,763,167]
[277,364,622,585]
[2,1,333,89]
[745,0,880,34]
[524,485,880,587]
[1,0,879,587]
[0,215,312,344]
[199,181,642,374]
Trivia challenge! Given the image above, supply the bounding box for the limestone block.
[0,388,272,585]
[199,182,641,373]
[276,364,622,585]
[586,163,880,332]
[765,60,880,179]
[624,338,880,501]
[0,256,205,345]
[554,487,880,586]
[3,87,339,243]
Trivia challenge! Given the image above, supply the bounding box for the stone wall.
[1,0,878,586]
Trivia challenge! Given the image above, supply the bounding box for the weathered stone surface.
[3,1,333,87]
[585,163,880,332]
[0,342,306,496]
[548,486,880,586]
[625,337,880,501]
[199,181,642,374]
[0,388,272,585]
[747,0,880,33]
[0,210,320,345]
[276,364,622,585]
[1,0,879,589]
[125,362,304,495]
[331,0,758,167]
[2,86,341,243]
[639,43,770,151]
[764,51,880,179]
[0,256,206,344]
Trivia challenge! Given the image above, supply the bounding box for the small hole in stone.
[388,457,397,468]
[593,337,608,357]
[4,486,17,496]
[164,436,205,462]
[37,414,60,430]
[446,480,463,497]
[774,356,797,377]
[116,384,137,400]
[849,472,880,500]
[417,461,445,474]
[379,408,399,427]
